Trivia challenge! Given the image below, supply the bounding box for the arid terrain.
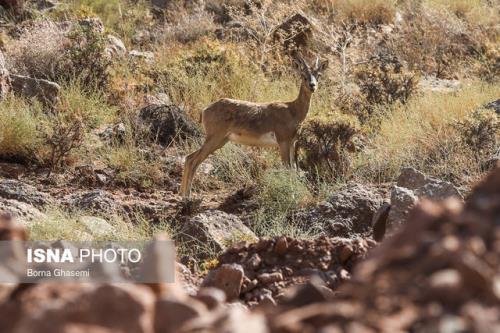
[0,0,498,332]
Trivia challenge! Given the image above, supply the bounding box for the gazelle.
[180,55,328,198]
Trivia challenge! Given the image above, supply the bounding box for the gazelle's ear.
[318,59,329,73]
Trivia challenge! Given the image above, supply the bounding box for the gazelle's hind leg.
[278,140,292,167]
[180,134,228,198]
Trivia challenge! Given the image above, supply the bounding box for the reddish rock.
[202,264,244,301]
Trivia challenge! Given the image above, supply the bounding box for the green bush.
[0,96,43,162]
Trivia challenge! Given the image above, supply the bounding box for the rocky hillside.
[0,0,498,332]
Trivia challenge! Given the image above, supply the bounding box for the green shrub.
[252,168,315,238]
[0,96,43,162]
[297,115,360,181]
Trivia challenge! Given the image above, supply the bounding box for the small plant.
[355,56,418,106]
[65,23,111,89]
[0,95,43,163]
[454,109,499,157]
[297,115,359,181]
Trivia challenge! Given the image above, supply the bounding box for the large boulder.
[139,104,200,146]
[179,210,257,256]
[0,179,52,208]
[296,184,384,238]
[1,284,155,333]
[387,168,463,229]
[0,198,45,223]
[10,74,60,105]
[64,190,121,216]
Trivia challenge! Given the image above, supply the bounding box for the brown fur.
[180,57,328,198]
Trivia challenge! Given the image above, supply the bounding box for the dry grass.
[5,20,67,79]
[356,82,500,184]
[331,0,397,25]
[0,96,43,162]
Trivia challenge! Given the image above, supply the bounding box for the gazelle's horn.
[314,56,320,69]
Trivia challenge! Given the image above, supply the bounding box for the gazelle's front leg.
[290,139,298,169]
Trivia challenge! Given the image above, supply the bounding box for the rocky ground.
[0,165,498,333]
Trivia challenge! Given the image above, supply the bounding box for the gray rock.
[387,186,418,228]
[65,190,120,216]
[10,74,60,105]
[483,99,499,115]
[0,179,52,208]
[180,210,257,255]
[144,92,171,106]
[78,216,116,237]
[388,168,463,229]
[139,104,200,146]
[99,122,126,143]
[129,50,155,63]
[106,34,127,58]
[296,184,383,237]
[397,167,463,200]
[0,198,45,223]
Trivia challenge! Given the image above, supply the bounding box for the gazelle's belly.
[228,131,278,147]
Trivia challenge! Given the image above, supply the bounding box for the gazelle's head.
[294,55,329,93]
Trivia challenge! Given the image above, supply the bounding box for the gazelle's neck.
[292,81,313,122]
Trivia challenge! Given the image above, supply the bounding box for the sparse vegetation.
[0,0,499,254]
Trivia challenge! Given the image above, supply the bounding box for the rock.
[138,104,200,146]
[0,179,52,208]
[387,186,418,228]
[274,237,288,255]
[4,284,155,333]
[99,122,126,143]
[202,264,244,301]
[398,167,462,200]
[78,216,116,237]
[483,99,499,115]
[257,272,283,285]
[396,167,428,190]
[180,210,257,255]
[36,0,59,10]
[296,184,383,237]
[419,77,462,93]
[144,92,171,106]
[0,198,45,223]
[78,17,104,33]
[388,168,463,229]
[10,74,60,105]
[195,287,226,310]
[64,190,120,216]
[176,262,200,296]
[0,212,27,240]
[272,12,313,52]
[129,50,155,63]
[154,297,207,333]
[0,50,10,98]
[105,34,126,58]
